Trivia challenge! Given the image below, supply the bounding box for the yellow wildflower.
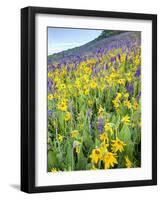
[122,115,130,125]
[84,67,92,75]
[98,106,104,116]
[48,72,53,78]
[116,92,122,99]
[73,141,81,154]
[76,145,80,154]
[65,112,72,121]
[124,100,131,109]
[51,168,59,172]
[127,73,132,82]
[133,101,139,110]
[125,156,132,168]
[104,121,113,134]
[124,93,129,99]
[88,99,93,106]
[90,81,97,89]
[112,99,120,109]
[117,79,125,85]
[111,138,126,153]
[100,142,109,154]
[103,152,118,169]
[71,130,79,138]
[57,101,67,111]
[90,165,97,170]
[84,88,90,95]
[57,134,63,142]
[90,148,101,164]
[99,132,109,143]
[120,54,126,63]
[48,94,53,100]
[75,79,81,89]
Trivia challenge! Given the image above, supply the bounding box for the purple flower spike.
[98,117,104,133]
[117,53,121,60]
[135,66,141,77]
[105,63,108,70]
[48,110,53,116]
[126,83,134,95]
[110,57,115,62]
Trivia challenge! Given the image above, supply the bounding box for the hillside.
[48,30,141,64]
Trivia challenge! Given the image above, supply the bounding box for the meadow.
[47,31,141,172]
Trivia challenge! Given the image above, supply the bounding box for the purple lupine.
[48,80,53,93]
[110,57,116,62]
[97,117,104,133]
[135,66,141,77]
[117,53,121,60]
[126,83,134,95]
[48,110,53,116]
[67,66,70,72]
[105,63,108,70]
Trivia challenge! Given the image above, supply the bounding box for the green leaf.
[76,152,87,170]
[125,143,134,161]
[48,150,58,170]
[65,141,74,171]
[118,125,131,143]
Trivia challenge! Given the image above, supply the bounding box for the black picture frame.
[21,6,157,193]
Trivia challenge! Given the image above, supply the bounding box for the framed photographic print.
[21,6,157,193]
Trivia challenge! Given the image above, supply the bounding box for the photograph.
[47,27,141,172]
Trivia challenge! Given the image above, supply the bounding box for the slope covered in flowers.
[47,31,141,172]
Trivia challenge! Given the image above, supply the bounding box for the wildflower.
[124,93,129,99]
[111,138,126,153]
[88,99,93,106]
[57,134,63,142]
[104,121,113,134]
[84,88,90,95]
[48,94,53,100]
[125,156,132,168]
[120,54,126,63]
[98,117,104,133]
[98,106,104,116]
[75,79,81,89]
[90,165,97,170]
[57,101,67,111]
[103,152,118,169]
[133,101,139,110]
[65,112,72,121]
[117,79,125,85]
[48,72,53,78]
[73,141,81,154]
[59,83,66,91]
[126,83,134,95]
[116,92,122,99]
[124,100,131,109]
[127,73,132,82]
[90,148,101,164]
[135,66,141,77]
[71,130,79,138]
[90,81,97,89]
[112,99,119,109]
[100,142,109,154]
[121,115,130,125]
[51,168,59,172]
[99,132,109,143]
